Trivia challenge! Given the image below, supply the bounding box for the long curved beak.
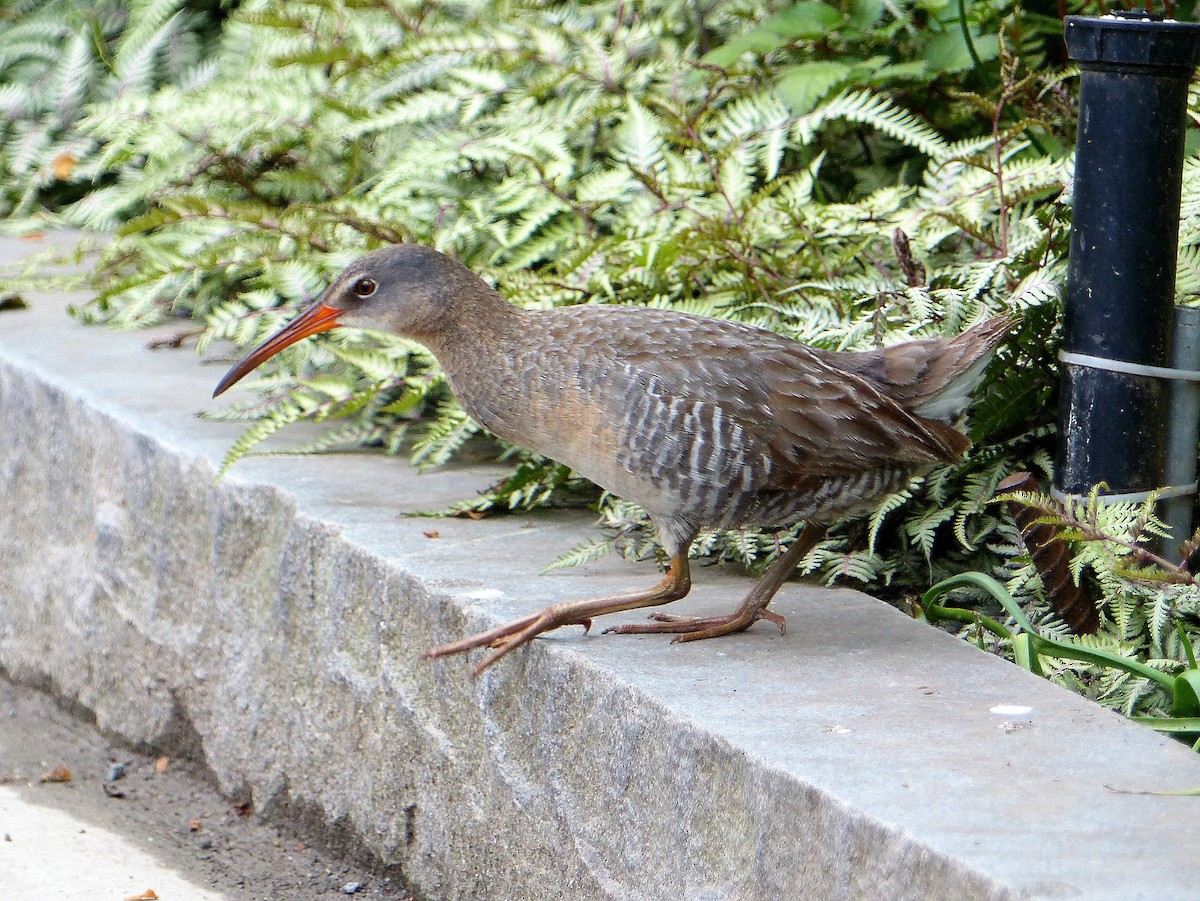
[212,301,344,398]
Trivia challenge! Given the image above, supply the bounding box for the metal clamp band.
[1059,349,1200,382]
[1050,482,1199,505]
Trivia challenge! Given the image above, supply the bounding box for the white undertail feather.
[912,351,996,422]
[911,314,1015,423]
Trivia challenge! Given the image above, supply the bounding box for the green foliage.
[704,0,1085,196]
[924,548,1200,741]
[0,0,227,219]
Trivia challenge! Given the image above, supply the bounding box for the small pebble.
[108,761,129,781]
[343,882,363,895]
[102,782,126,799]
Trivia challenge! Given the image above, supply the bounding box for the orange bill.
[212,302,343,398]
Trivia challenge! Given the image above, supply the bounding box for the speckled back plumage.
[424,302,1013,557]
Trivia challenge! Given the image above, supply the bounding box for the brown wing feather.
[758,348,970,490]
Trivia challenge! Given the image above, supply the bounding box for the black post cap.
[1065,13,1200,69]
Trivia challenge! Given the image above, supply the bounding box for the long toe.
[424,613,539,660]
[671,607,786,642]
[604,607,786,640]
[471,630,538,676]
[427,610,589,674]
[429,554,694,674]
[602,617,723,636]
[475,614,591,670]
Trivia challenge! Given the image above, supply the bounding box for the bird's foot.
[424,554,692,675]
[603,604,785,643]
[424,608,593,676]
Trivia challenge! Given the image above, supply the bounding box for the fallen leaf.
[39,764,72,783]
[1106,783,1200,796]
[51,152,77,180]
[19,232,44,241]
[234,801,252,817]
[155,756,169,774]
[189,819,201,831]
[145,328,202,350]
[423,530,439,539]
[125,890,158,900]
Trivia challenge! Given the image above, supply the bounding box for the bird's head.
[213,244,482,398]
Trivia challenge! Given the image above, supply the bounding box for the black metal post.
[1056,12,1200,499]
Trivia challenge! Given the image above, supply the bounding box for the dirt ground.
[0,675,416,900]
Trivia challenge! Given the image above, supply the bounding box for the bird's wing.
[755,346,970,490]
[595,311,969,494]
[560,307,970,494]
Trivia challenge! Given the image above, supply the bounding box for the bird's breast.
[445,333,762,522]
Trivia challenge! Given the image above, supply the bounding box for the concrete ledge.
[2,234,1198,900]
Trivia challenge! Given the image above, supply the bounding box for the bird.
[213,244,1015,675]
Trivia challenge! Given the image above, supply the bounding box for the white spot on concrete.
[463,589,504,601]
[990,704,1033,716]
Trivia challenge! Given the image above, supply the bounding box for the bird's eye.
[352,277,377,298]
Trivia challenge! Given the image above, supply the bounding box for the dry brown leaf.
[998,471,1099,634]
[51,152,77,180]
[189,819,201,831]
[38,764,72,783]
[125,890,158,901]
[155,756,169,774]
[423,530,439,539]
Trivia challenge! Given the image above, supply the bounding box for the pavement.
[0,787,225,901]
[0,674,409,900]
[0,789,226,901]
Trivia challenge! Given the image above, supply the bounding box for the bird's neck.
[416,294,533,434]
[418,289,524,366]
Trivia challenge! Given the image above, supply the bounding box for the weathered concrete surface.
[2,233,1199,901]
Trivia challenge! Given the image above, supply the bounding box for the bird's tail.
[902,313,1017,422]
[822,313,1019,423]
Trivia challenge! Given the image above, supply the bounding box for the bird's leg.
[604,523,825,643]
[424,555,692,675]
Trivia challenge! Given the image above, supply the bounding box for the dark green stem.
[957,0,985,75]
